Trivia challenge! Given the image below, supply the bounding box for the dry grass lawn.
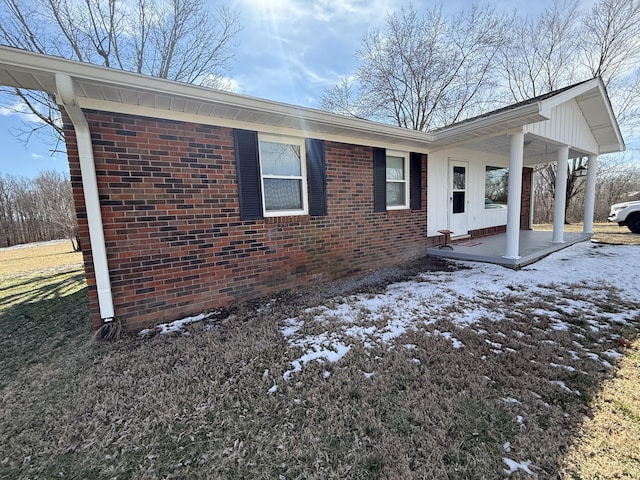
[535,222,640,245]
[0,240,639,479]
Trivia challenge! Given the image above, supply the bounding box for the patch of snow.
[274,242,640,380]
[502,397,520,404]
[602,349,623,360]
[550,380,580,395]
[503,441,511,452]
[363,372,375,379]
[503,458,535,476]
[283,341,351,380]
[267,382,278,394]
[549,363,576,372]
[323,370,332,379]
[551,320,570,331]
[158,313,209,334]
[412,358,421,365]
[281,318,303,337]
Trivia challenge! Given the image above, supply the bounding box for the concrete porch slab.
[427,230,592,268]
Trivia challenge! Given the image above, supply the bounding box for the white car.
[608,200,640,233]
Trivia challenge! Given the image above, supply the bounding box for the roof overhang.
[431,78,624,157]
[0,46,626,158]
[0,46,435,151]
[539,78,625,155]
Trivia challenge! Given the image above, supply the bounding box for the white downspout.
[55,73,115,322]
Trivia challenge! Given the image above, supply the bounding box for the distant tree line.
[0,171,79,249]
[534,159,640,223]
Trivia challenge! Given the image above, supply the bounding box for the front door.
[449,160,468,236]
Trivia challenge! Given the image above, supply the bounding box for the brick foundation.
[65,111,429,331]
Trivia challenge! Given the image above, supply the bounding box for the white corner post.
[55,73,115,322]
[583,154,599,234]
[503,130,525,260]
[552,146,569,244]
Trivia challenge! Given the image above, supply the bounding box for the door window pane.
[453,166,466,190]
[452,191,465,214]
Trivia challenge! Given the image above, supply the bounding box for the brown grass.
[0,243,639,479]
[534,222,640,245]
[0,240,83,277]
[561,339,640,479]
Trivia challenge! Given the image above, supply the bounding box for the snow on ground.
[279,242,639,382]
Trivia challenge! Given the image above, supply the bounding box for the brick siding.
[520,167,533,230]
[64,110,429,331]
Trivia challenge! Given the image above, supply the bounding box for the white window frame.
[386,150,410,210]
[258,133,308,217]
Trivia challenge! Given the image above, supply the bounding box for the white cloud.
[31,153,44,159]
[0,100,47,124]
[217,76,243,94]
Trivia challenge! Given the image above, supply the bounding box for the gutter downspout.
[55,73,115,323]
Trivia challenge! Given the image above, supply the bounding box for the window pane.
[453,166,465,190]
[260,141,301,176]
[386,156,405,180]
[263,178,302,211]
[386,182,405,207]
[453,191,465,214]
[484,166,509,209]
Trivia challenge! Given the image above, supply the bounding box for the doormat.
[455,241,483,247]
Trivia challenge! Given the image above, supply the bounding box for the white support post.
[583,155,599,234]
[503,131,524,260]
[552,146,569,244]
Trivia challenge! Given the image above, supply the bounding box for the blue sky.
[0,0,582,178]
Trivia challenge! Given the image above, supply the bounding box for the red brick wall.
[64,110,428,331]
[520,167,533,230]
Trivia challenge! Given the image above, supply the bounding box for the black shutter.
[306,138,327,216]
[373,147,386,212]
[233,129,263,220]
[410,152,423,211]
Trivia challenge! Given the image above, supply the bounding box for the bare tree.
[579,0,640,130]
[320,4,512,131]
[0,171,78,248]
[0,0,241,145]
[500,0,581,101]
[501,0,640,223]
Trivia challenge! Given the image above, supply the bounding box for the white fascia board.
[537,78,602,115]
[431,102,546,146]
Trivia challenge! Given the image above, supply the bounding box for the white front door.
[449,160,468,236]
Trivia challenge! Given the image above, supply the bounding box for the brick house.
[0,47,624,331]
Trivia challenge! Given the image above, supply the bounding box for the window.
[386,152,409,209]
[259,135,307,216]
[484,166,509,209]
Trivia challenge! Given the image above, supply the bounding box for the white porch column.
[552,146,569,244]
[504,131,524,260]
[583,155,599,234]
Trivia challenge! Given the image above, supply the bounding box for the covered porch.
[426,78,624,266]
[427,230,592,268]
